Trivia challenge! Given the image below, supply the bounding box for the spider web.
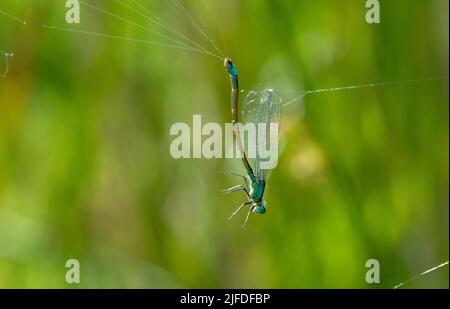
[0,49,13,78]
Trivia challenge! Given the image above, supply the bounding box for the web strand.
[168,0,224,57]
[0,8,25,24]
[79,0,204,53]
[393,261,449,289]
[0,49,13,78]
[188,0,225,58]
[0,3,222,61]
[40,24,215,54]
[282,76,449,107]
[116,0,219,58]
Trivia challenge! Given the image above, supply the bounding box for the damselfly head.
[253,201,266,215]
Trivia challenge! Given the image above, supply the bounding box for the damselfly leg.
[221,184,250,198]
[242,205,256,228]
[228,200,253,220]
[227,172,250,185]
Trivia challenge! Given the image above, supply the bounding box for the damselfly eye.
[253,205,266,215]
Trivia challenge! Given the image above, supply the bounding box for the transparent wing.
[241,89,281,180]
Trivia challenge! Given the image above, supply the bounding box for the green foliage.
[0,0,448,288]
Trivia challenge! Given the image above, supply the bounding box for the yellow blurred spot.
[288,141,327,182]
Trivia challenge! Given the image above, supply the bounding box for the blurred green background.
[0,0,448,288]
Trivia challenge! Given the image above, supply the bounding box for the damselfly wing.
[241,89,282,182]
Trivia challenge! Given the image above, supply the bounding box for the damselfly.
[222,58,281,227]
